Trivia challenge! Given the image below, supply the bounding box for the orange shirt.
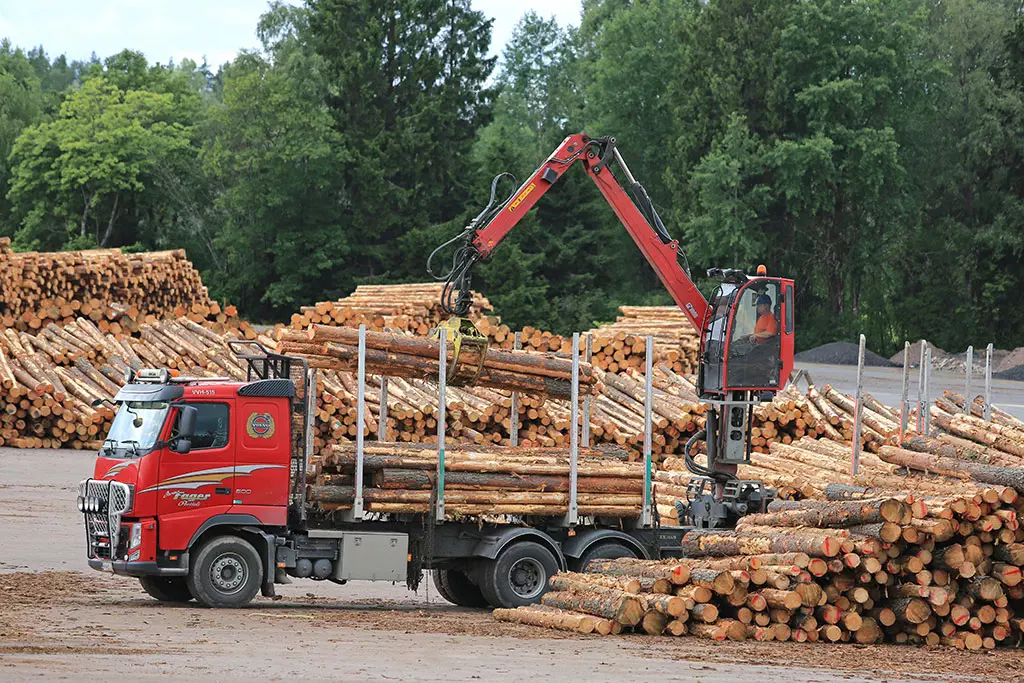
[754,314,779,343]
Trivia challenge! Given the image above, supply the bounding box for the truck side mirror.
[174,439,192,454]
[177,405,198,439]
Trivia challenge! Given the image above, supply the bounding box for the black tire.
[480,541,559,608]
[139,576,193,603]
[186,536,263,608]
[575,541,639,573]
[433,569,489,608]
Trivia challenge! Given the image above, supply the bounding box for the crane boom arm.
[467,134,709,331]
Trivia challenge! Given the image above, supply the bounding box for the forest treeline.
[1,0,1022,354]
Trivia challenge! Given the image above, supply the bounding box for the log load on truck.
[76,344,685,608]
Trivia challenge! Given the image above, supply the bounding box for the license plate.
[100,561,112,572]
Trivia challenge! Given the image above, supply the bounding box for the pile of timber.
[0,318,254,448]
[304,363,836,471]
[464,306,701,375]
[288,286,701,377]
[302,362,708,471]
[289,283,494,335]
[306,442,659,518]
[277,325,598,398]
[0,241,249,336]
[497,491,1024,649]
[584,306,699,375]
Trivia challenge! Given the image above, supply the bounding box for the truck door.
[233,397,290,525]
[155,400,235,550]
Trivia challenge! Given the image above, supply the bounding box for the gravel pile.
[996,347,1024,374]
[795,341,896,367]
[889,340,950,368]
[996,364,1024,381]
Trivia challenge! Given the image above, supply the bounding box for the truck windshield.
[101,401,170,458]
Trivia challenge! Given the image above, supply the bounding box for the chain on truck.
[76,133,795,608]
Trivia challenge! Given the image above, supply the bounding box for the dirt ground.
[4,447,1024,682]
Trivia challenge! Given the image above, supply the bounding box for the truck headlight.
[77,496,85,512]
[129,523,142,549]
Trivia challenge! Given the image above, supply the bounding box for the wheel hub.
[210,553,247,594]
[507,557,544,599]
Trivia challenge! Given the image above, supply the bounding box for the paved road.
[795,362,1024,420]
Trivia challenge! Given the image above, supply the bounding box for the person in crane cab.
[750,294,779,344]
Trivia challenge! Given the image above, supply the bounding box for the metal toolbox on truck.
[333,531,408,582]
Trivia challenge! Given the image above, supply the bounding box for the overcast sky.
[0,0,582,68]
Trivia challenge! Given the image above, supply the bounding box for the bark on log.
[541,589,644,626]
[548,572,641,596]
[681,530,841,558]
[879,445,1024,493]
[372,468,642,493]
[492,606,599,634]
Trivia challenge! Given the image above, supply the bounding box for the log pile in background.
[277,324,598,398]
[287,285,701,377]
[289,283,494,335]
[298,361,836,473]
[0,317,256,448]
[584,306,699,375]
[497,488,1024,649]
[0,240,251,337]
[478,305,701,375]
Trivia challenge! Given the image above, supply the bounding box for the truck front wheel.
[187,536,263,608]
[139,576,193,603]
[433,569,489,608]
[480,541,558,608]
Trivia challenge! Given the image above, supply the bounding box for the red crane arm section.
[471,134,709,331]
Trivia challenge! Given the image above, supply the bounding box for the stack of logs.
[306,442,656,518]
[299,360,837,468]
[0,317,258,448]
[584,306,699,375]
[287,285,701,376]
[289,283,495,335]
[0,240,250,336]
[474,306,701,375]
[277,324,598,399]
[496,490,1024,649]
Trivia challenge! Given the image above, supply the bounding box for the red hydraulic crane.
[430,133,796,528]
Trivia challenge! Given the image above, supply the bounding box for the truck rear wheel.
[187,536,263,608]
[575,541,638,572]
[480,541,558,608]
[139,576,193,603]
[433,569,489,608]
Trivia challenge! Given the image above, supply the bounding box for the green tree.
[899,0,1024,350]
[201,47,349,318]
[6,77,192,249]
[669,0,939,350]
[0,41,44,235]
[308,0,495,282]
[470,12,633,331]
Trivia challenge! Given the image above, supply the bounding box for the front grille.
[80,479,133,560]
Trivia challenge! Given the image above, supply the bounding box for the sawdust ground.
[3,571,1024,682]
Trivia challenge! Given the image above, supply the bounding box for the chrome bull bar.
[78,479,132,560]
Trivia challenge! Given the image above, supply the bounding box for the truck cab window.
[175,403,229,450]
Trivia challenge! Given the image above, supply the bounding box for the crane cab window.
[173,403,230,450]
[727,281,781,389]
[700,284,739,394]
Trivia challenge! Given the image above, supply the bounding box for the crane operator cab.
[700,273,794,395]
